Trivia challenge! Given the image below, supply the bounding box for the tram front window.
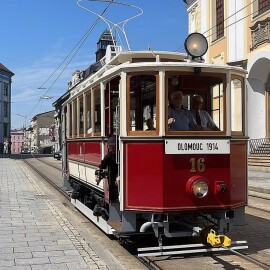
[167,73,224,133]
[127,74,158,134]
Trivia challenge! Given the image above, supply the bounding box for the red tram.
[61,33,248,255]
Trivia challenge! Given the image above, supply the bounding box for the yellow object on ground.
[207,229,232,247]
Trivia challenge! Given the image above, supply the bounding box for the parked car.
[20,148,31,154]
[54,151,62,160]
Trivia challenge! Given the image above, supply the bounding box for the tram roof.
[106,50,247,73]
[102,50,248,76]
[64,49,247,102]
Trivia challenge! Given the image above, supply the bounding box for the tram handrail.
[249,138,270,155]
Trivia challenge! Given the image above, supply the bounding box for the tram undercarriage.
[67,176,246,252]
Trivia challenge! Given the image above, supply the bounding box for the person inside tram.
[145,118,156,130]
[168,90,199,131]
[190,95,220,131]
[96,135,119,202]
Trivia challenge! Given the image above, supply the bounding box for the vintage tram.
[61,33,248,255]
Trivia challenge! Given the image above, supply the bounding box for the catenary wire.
[26,1,113,118]
[175,0,257,52]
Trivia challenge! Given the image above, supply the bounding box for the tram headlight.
[184,32,208,59]
[186,176,209,199]
[192,180,208,198]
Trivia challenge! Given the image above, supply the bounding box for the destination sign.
[165,139,230,154]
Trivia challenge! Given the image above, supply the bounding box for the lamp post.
[16,114,27,148]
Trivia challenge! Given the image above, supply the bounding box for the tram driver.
[168,90,199,131]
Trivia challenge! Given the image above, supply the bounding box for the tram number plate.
[165,139,230,154]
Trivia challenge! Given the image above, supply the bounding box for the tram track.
[227,248,270,270]
[20,155,270,270]
[21,155,70,200]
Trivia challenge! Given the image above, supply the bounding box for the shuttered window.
[258,0,270,14]
[216,0,224,39]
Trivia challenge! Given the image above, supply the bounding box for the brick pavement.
[0,158,129,270]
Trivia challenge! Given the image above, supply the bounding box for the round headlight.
[192,180,208,198]
[184,33,208,58]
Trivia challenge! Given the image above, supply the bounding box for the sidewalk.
[0,158,104,269]
[248,169,270,194]
[0,158,130,270]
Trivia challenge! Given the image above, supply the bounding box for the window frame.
[3,82,8,96]
[231,75,245,136]
[78,95,84,137]
[216,0,224,40]
[165,71,226,135]
[85,90,92,137]
[92,86,101,137]
[3,102,8,117]
[126,72,159,136]
[259,0,270,15]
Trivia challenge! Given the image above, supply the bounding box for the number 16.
[190,158,205,172]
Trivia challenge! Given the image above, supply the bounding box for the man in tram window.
[96,135,118,202]
[168,90,199,131]
[145,118,156,130]
[190,95,220,131]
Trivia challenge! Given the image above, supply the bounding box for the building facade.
[29,111,55,153]
[184,0,270,140]
[10,130,24,154]
[0,63,14,153]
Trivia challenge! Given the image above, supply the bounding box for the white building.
[183,0,270,143]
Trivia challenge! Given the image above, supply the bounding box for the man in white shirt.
[190,95,220,131]
[168,91,198,131]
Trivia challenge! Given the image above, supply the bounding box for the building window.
[258,0,270,15]
[4,102,8,117]
[216,0,224,40]
[3,124,8,137]
[3,82,8,96]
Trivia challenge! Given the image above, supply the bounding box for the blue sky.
[1,0,188,129]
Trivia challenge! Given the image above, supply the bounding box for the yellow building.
[184,0,270,143]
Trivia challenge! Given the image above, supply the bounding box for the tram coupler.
[207,229,231,247]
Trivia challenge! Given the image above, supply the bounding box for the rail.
[249,138,270,155]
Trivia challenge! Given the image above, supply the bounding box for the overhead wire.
[175,0,257,52]
[26,1,114,118]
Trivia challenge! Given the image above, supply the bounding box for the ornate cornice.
[250,17,270,51]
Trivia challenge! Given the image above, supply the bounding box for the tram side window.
[73,100,78,137]
[105,77,121,136]
[68,103,72,138]
[211,82,224,131]
[85,92,92,135]
[93,88,101,135]
[128,74,158,133]
[79,96,84,136]
[231,77,243,133]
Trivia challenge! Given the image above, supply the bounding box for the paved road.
[0,158,146,270]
